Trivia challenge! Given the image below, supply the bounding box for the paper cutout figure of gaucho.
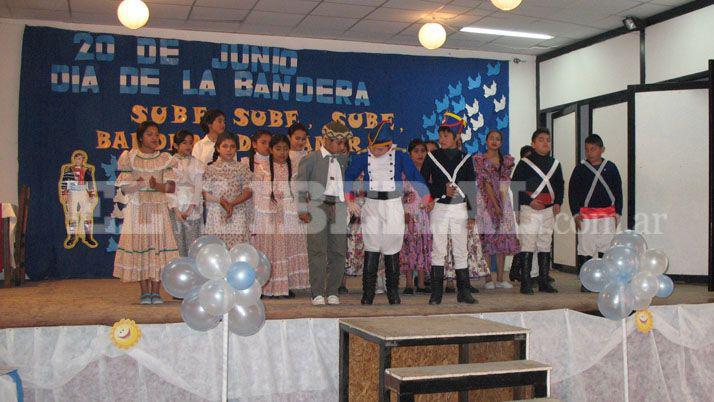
[59,150,98,249]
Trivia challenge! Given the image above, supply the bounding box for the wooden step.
[384,360,551,401]
[505,398,561,402]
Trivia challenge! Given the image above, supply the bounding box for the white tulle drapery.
[1,304,713,401]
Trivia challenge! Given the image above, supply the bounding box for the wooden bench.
[384,359,551,401]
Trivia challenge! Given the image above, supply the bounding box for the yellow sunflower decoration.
[635,310,654,334]
[110,319,142,349]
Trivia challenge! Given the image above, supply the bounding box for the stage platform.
[1,271,711,328]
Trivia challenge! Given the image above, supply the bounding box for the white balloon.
[230,243,261,268]
[234,280,262,306]
[181,293,221,332]
[196,243,232,279]
[597,281,635,321]
[630,271,659,299]
[604,245,640,283]
[161,257,206,298]
[198,279,236,316]
[579,258,610,292]
[611,230,647,256]
[189,235,226,259]
[254,251,272,286]
[639,249,669,275]
[228,301,266,337]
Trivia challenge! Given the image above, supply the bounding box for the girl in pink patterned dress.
[474,130,520,289]
[202,134,253,248]
[252,135,309,298]
[113,121,179,305]
[400,139,431,294]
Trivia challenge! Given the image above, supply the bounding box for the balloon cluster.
[579,230,674,321]
[161,236,271,336]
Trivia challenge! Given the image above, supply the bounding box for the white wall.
[539,32,640,109]
[634,89,709,276]
[646,5,714,83]
[0,18,536,204]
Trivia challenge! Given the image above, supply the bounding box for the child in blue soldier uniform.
[345,121,432,305]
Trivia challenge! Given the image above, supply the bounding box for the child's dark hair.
[136,120,159,146]
[408,138,426,153]
[438,125,455,137]
[486,130,504,173]
[585,134,604,148]
[424,140,438,150]
[248,129,272,172]
[268,135,293,202]
[208,133,237,165]
[531,127,550,142]
[520,145,534,158]
[287,122,308,137]
[171,130,193,155]
[200,109,226,134]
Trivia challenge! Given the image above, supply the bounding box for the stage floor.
[1,272,711,328]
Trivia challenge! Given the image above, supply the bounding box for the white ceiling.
[0,0,693,55]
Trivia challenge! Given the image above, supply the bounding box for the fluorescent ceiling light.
[460,27,553,40]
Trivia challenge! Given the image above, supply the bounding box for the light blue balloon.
[597,281,635,320]
[656,275,674,298]
[604,245,640,283]
[579,258,610,292]
[226,261,257,291]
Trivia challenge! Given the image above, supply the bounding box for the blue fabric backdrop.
[18,26,510,279]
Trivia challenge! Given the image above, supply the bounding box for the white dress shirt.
[321,147,344,201]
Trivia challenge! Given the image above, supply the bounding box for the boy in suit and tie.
[296,121,351,306]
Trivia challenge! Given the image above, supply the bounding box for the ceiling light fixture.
[419,22,447,50]
[117,0,150,30]
[491,0,523,11]
[460,27,553,40]
[622,16,644,31]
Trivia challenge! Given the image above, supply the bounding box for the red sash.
[580,206,616,219]
[527,192,552,205]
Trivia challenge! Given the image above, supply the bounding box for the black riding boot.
[428,266,444,305]
[538,252,558,293]
[361,251,380,305]
[509,252,523,282]
[384,253,401,305]
[455,269,477,304]
[520,252,534,295]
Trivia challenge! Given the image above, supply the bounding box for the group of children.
[112,109,623,306]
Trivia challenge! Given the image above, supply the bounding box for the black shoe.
[403,287,414,295]
[288,290,296,298]
[520,252,534,295]
[445,286,456,294]
[428,266,444,305]
[384,253,401,305]
[538,252,558,293]
[509,252,523,282]
[361,251,380,305]
[455,269,477,304]
[468,284,480,293]
[338,285,349,295]
[415,287,429,294]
